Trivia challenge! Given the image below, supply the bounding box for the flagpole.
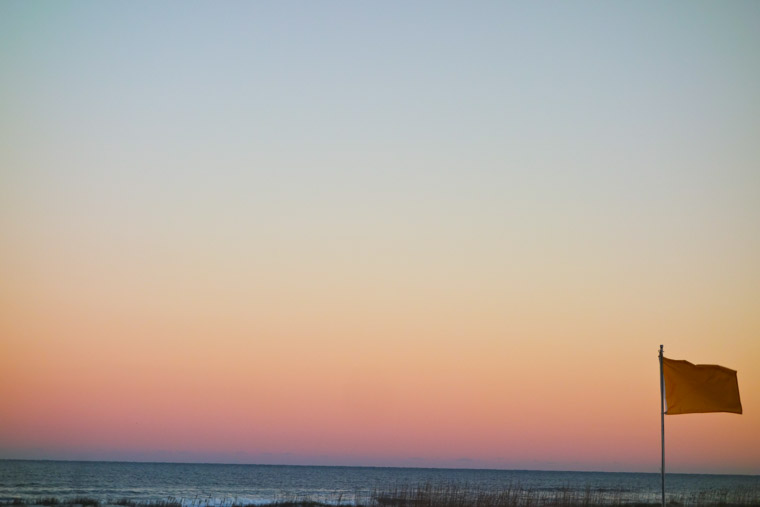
[659,344,665,507]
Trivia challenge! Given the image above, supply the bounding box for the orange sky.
[2,230,758,472]
[2,2,759,473]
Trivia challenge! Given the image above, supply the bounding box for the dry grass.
[3,483,759,507]
[370,482,760,507]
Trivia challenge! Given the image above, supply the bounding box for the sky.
[1,1,759,474]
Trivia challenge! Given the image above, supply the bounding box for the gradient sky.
[1,1,759,474]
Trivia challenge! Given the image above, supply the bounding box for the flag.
[662,357,742,415]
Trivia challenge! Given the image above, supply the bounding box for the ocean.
[1,460,759,505]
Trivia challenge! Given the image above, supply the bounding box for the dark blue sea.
[1,460,759,505]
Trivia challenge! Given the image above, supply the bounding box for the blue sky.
[2,1,760,472]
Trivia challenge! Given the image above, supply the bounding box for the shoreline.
[4,485,760,507]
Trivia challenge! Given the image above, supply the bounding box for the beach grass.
[4,483,760,507]
[369,482,760,507]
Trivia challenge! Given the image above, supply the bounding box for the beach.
[2,461,760,507]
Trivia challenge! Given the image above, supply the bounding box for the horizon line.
[1,457,757,478]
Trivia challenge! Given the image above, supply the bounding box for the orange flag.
[662,357,742,415]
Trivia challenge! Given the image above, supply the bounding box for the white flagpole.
[659,345,665,507]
